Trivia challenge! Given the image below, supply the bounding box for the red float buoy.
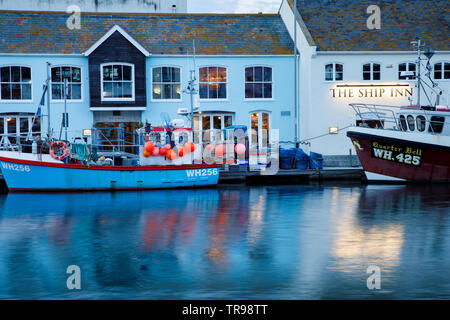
[214,144,225,157]
[145,141,155,153]
[152,147,160,156]
[185,142,195,153]
[178,146,185,157]
[143,150,151,158]
[159,147,167,156]
[167,149,177,160]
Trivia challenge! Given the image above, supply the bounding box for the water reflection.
[0,184,449,299]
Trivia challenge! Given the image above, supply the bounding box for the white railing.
[349,103,449,134]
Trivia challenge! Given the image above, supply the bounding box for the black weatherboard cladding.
[88,31,147,108]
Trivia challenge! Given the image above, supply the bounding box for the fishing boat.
[0,126,220,192]
[347,41,450,182]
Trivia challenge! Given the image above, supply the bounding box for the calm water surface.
[0,184,449,299]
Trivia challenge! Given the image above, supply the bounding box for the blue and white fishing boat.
[0,120,220,192]
[0,147,220,192]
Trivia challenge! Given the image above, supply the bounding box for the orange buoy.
[206,144,213,151]
[165,144,171,150]
[166,149,177,160]
[143,150,151,158]
[185,142,195,153]
[145,141,155,153]
[152,147,160,156]
[178,146,185,157]
[159,147,167,156]
[214,144,225,157]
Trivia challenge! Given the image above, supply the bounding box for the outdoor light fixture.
[83,129,92,137]
[329,126,339,134]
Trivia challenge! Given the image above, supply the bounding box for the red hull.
[347,131,450,182]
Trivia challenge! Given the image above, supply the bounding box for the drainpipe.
[293,0,299,147]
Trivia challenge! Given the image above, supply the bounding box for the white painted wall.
[279,0,450,155]
[0,0,187,13]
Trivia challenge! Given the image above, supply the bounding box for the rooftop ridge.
[0,10,280,17]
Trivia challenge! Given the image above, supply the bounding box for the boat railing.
[349,103,449,134]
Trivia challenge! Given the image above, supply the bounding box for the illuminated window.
[51,66,82,100]
[325,63,343,81]
[433,62,450,80]
[245,66,272,99]
[0,66,32,101]
[101,63,134,101]
[199,67,227,99]
[363,63,381,80]
[398,63,416,80]
[152,67,181,100]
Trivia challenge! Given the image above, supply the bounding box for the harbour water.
[0,184,449,300]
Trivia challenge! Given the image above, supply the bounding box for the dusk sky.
[188,0,282,13]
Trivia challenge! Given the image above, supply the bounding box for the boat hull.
[347,128,450,182]
[0,155,220,192]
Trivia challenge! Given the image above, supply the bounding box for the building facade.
[0,0,187,13]
[0,11,296,148]
[280,0,450,155]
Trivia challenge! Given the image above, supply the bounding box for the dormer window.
[101,63,134,101]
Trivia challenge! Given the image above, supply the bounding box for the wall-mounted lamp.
[329,126,339,134]
[82,129,92,137]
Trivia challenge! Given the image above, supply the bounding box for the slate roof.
[293,0,450,51]
[0,11,294,55]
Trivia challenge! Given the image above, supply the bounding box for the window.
[399,115,407,131]
[152,67,181,100]
[101,64,134,101]
[192,113,233,143]
[0,114,41,145]
[433,62,450,80]
[245,66,273,99]
[51,66,82,100]
[429,116,445,134]
[0,66,32,100]
[398,63,416,80]
[363,63,381,80]
[325,63,343,81]
[416,115,426,132]
[250,112,270,148]
[407,115,415,131]
[199,67,227,99]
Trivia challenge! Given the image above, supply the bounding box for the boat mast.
[186,38,198,130]
[411,39,425,106]
[46,62,51,138]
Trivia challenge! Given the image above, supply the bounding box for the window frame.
[398,62,417,81]
[324,63,344,82]
[244,65,274,101]
[50,65,83,103]
[433,61,450,81]
[362,62,382,81]
[151,65,182,102]
[0,65,33,103]
[100,62,135,102]
[198,66,228,101]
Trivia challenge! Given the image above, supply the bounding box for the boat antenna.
[411,39,426,106]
